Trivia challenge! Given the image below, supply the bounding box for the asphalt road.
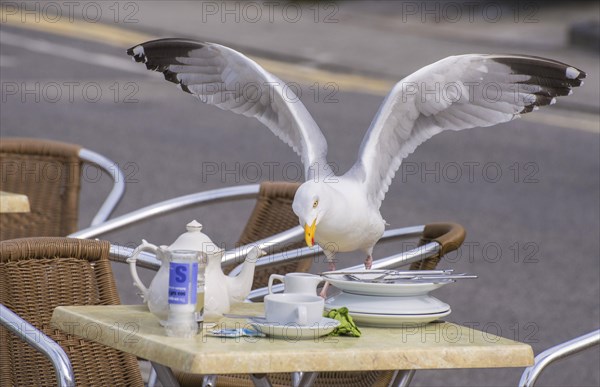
[1,13,599,387]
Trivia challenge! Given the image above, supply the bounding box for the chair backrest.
[233,181,310,288]
[0,138,125,240]
[0,237,143,386]
[1,138,82,240]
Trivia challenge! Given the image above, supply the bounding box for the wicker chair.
[0,237,143,386]
[0,137,124,240]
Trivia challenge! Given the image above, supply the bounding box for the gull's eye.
[312,199,319,209]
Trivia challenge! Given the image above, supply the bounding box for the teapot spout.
[226,246,265,302]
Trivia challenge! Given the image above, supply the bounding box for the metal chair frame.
[69,184,259,239]
[519,329,600,387]
[0,304,75,387]
[78,147,126,226]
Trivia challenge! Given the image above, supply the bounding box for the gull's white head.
[292,181,332,247]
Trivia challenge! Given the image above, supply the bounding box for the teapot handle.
[126,239,159,301]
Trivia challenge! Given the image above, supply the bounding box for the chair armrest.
[418,222,466,257]
[519,329,600,387]
[107,222,460,289]
[0,304,75,387]
[70,184,260,239]
[79,148,126,227]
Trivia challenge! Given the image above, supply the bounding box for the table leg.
[389,370,416,387]
[151,362,180,387]
[292,371,318,387]
[250,373,273,387]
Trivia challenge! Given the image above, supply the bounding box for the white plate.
[248,317,341,340]
[347,310,451,327]
[324,272,453,296]
[326,292,450,315]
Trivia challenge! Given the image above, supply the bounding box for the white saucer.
[348,310,451,327]
[326,292,450,315]
[325,272,453,296]
[248,317,341,340]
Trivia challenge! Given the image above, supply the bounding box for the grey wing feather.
[127,38,328,179]
[347,54,585,209]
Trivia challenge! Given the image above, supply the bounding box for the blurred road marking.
[2,7,597,134]
[0,7,152,48]
[0,7,394,96]
[521,110,599,134]
[0,31,141,73]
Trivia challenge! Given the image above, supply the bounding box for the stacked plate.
[323,270,476,327]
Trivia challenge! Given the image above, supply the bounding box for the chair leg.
[292,371,318,387]
[202,374,217,387]
[151,362,181,387]
[250,373,273,387]
[148,366,157,387]
[389,370,416,387]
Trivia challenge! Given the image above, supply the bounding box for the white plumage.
[128,40,585,281]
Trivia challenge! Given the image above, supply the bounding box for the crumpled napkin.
[324,307,361,337]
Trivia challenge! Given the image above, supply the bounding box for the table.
[0,191,30,213]
[51,303,533,386]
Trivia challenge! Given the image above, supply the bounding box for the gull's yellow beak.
[304,219,317,247]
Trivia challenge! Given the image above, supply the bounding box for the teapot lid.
[168,220,223,255]
[186,220,203,232]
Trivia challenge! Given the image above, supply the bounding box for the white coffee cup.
[264,293,324,326]
[268,273,325,295]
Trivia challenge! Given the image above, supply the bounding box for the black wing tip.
[163,70,178,83]
[126,44,147,63]
[126,38,205,56]
[521,104,536,114]
[162,70,191,94]
[521,92,560,114]
[179,83,192,94]
[490,55,586,115]
[126,38,207,93]
[492,55,586,81]
[161,73,191,94]
[126,38,207,68]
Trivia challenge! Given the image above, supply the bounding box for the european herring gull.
[127,39,585,288]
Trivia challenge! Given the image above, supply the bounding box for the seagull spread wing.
[347,54,585,209]
[127,38,328,179]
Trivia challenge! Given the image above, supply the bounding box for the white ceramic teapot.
[127,220,263,322]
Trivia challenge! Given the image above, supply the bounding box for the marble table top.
[51,303,533,374]
[0,191,30,213]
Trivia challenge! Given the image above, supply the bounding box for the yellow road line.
[521,110,600,134]
[2,8,597,134]
[0,8,154,48]
[0,8,394,96]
